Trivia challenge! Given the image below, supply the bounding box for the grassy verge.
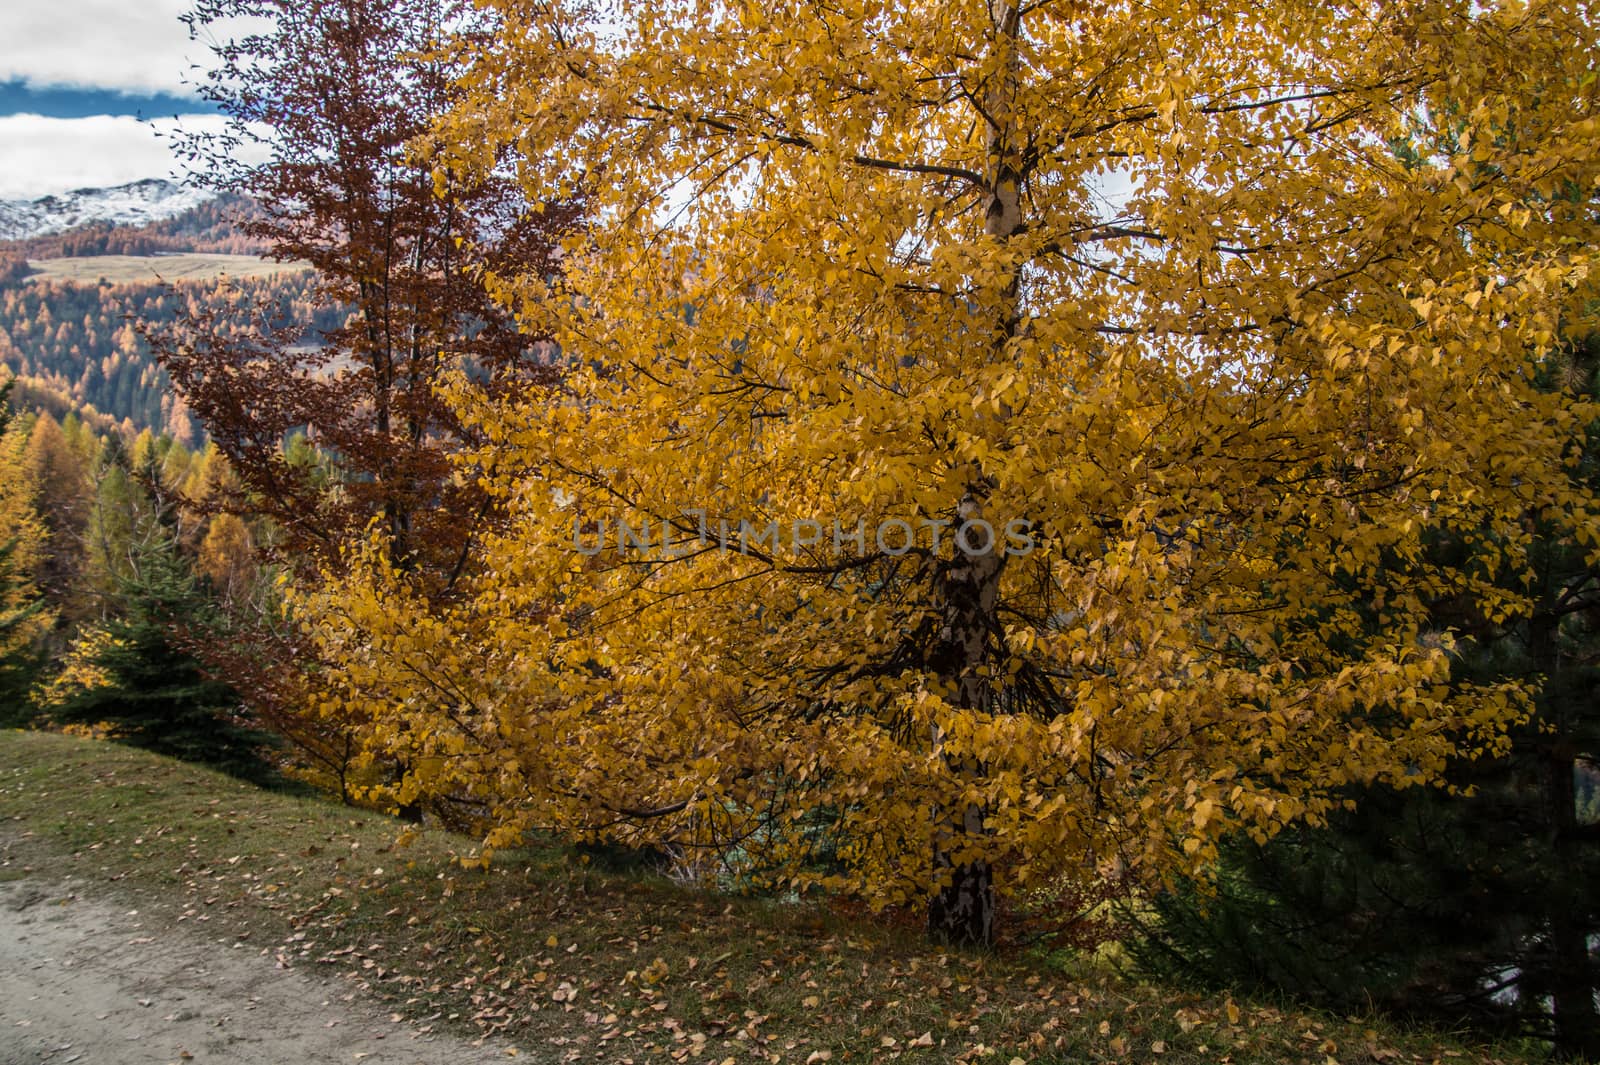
[0,730,1534,1065]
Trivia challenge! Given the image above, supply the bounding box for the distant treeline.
[0,274,345,440]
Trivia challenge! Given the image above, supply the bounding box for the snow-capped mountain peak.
[0,179,213,242]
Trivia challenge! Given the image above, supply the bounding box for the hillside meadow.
[25,253,312,284]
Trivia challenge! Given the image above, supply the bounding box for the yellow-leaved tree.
[299,0,1600,943]
[0,398,50,691]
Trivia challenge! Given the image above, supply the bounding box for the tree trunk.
[1530,613,1600,1059]
[926,503,1004,947]
[1546,736,1598,1059]
[1548,871,1600,1060]
[923,0,1023,949]
[928,796,997,947]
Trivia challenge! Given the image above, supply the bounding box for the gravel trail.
[0,881,515,1065]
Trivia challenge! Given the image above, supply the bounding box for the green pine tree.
[48,521,279,785]
[1129,332,1600,1057]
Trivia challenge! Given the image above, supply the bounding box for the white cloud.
[0,0,200,95]
[0,113,253,199]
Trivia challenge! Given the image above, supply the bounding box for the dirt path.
[0,880,515,1065]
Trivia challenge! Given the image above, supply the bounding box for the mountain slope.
[0,179,212,242]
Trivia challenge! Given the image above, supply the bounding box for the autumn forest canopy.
[2,0,1599,1057]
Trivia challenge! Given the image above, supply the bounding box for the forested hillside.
[0,273,340,439]
[0,399,280,780]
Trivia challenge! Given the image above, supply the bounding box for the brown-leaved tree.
[152,0,578,799]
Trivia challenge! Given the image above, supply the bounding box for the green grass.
[25,254,312,284]
[0,730,1536,1064]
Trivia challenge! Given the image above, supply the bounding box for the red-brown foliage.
[146,0,580,791]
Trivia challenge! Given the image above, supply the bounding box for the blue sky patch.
[0,80,215,121]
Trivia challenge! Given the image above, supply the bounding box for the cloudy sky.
[0,0,232,199]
